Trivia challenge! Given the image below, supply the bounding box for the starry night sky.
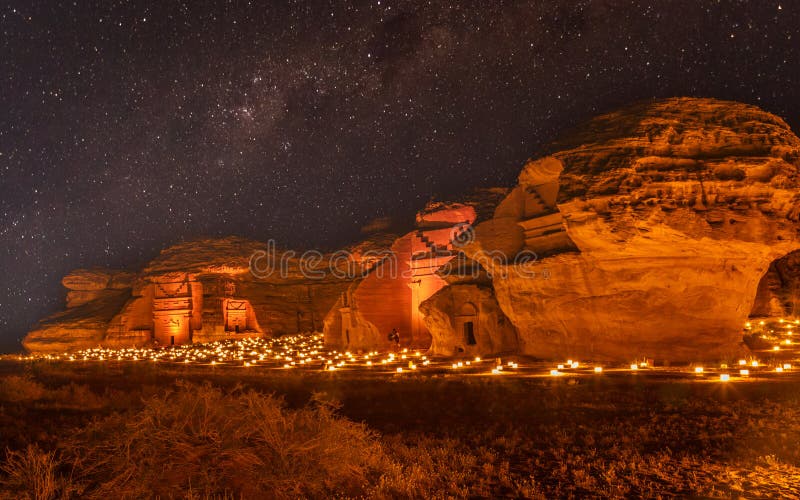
[1,1,799,350]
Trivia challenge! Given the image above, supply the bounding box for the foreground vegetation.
[1,361,800,498]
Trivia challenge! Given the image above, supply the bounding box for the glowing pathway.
[7,328,800,383]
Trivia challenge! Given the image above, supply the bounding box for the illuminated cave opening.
[454,302,479,353]
[745,250,800,351]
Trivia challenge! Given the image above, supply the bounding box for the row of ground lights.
[11,334,799,378]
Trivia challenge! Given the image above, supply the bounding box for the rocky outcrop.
[459,98,800,362]
[24,236,385,352]
[24,291,132,352]
[25,98,800,362]
[750,250,800,318]
[61,269,134,308]
[23,269,134,352]
[323,190,508,352]
[420,284,518,357]
[323,206,473,352]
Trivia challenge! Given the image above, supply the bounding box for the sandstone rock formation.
[24,236,384,352]
[456,98,800,362]
[323,205,476,351]
[61,268,134,308]
[25,98,800,363]
[24,269,133,352]
[750,250,800,318]
[323,189,509,352]
[419,283,518,356]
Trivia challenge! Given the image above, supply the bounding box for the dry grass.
[372,436,546,499]
[0,375,106,410]
[0,445,72,500]
[66,382,389,499]
[42,383,107,411]
[0,376,46,402]
[3,363,800,498]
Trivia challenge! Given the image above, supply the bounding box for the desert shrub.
[0,445,74,500]
[0,376,46,402]
[0,375,106,410]
[370,431,554,499]
[67,382,389,499]
[44,383,107,410]
[373,437,474,499]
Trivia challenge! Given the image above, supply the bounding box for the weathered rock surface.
[59,268,135,308]
[25,98,800,362]
[750,249,800,318]
[420,284,518,356]
[323,190,509,352]
[323,205,475,351]
[24,236,384,352]
[462,98,800,362]
[24,289,132,352]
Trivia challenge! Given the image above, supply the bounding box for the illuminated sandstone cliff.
[322,190,510,352]
[23,236,386,352]
[445,97,800,362]
[22,269,134,352]
[24,98,800,362]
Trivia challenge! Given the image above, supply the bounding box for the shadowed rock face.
[751,250,800,318]
[23,288,133,352]
[64,270,134,309]
[23,269,134,352]
[420,284,518,357]
[461,98,800,362]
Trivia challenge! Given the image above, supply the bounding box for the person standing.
[388,328,400,350]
